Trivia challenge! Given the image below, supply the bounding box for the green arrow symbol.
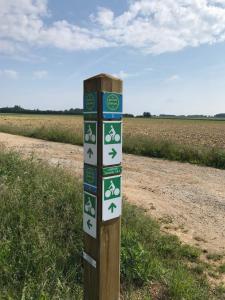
[109,148,117,159]
[87,219,92,229]
[108,202,117,213]
[87,148,93,158]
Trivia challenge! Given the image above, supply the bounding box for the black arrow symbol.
[87,219,92,229]
[87,148,93,158]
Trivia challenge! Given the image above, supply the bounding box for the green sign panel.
[84,165,97,194]
[103,166,122,177]
[84,165,96,185]
[103,176,121,201]
[104,122,121,145]
[103,121,122,166]
[84,122,97,145]
[107,94,120,111]
[102,175,122,221]
[84,193,96,218]
[84,92,97,113]
[83,192,97,238]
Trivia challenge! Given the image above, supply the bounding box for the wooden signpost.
[83,74,123,300]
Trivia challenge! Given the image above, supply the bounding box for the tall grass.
[123,135,225,169]
[1,150,224,299]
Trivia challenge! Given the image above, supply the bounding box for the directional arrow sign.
[87,148,93,158]
[102,175,122,221]
[109,148,117,159]
[83,192,97,238]
[108,202,117,213]
[103,121,122,166]
[84,121,97,166]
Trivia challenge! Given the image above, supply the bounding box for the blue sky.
[0,0,225,115]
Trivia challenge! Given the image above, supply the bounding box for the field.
[0,114,225,168]
[1,148,225,299]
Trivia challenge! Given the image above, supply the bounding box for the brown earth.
[1,132,225,256]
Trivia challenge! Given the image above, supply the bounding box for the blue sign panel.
[102,92,122,119]
[84,164,97,194]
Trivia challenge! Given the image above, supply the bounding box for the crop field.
[0,114,225,168]
[1,149,225,299]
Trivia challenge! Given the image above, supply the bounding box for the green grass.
[123,135,225,170]
[0,150,224,299]
[218,264,225,274]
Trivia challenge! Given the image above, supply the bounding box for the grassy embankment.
[0,115,225,169]
[0,149,225,299]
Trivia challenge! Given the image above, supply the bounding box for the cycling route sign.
[84,92,97,119]
[103,121,122,166]
[102,175,122,221]
[84,121,97,166]
[102,92,122,119]
[83,191,97,238]
[84,165,97,194]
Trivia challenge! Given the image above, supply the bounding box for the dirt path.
[1,132,225,255]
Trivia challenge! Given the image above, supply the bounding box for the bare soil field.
[1,132,225,258]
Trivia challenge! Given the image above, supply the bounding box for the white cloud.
[113,70,142,79]
[0,69,18,79]
[0,0,110,56]
[90,7,114,27]
[33,70,48,79]
[113,70,132,79]
[1,0,225,57]
[166,74,181,82]
[95,0,225,54]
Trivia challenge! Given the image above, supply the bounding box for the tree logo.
[106,94,119,111]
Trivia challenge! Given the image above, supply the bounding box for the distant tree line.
[0,106,225,119]
[0,105,83,115]
[214,113,225,118]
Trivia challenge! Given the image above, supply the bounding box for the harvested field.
[0,114,225,168]
[1,115,225,149]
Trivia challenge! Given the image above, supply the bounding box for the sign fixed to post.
[84,121,97,166]
[102,92,122,119]
[83,92,97,119]
[102,175,122,221]
[84,164,97,194]
[83,192,97,238]
[103,121,122,166]
[83,74,123,300]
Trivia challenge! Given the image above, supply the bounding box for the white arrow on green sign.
[103,121,122,166]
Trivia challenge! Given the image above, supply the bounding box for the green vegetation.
[218,264,225,274]
[0,122,83,146]
[123,135,225,169]
[206,253,224,261]
[0,150,224,299]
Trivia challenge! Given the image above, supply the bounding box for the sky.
[0,0,225,115]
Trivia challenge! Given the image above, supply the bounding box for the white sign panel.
[102,175,122,221]
[103,121,122,166]
[83,192,97,238]
[84,121,97,166]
